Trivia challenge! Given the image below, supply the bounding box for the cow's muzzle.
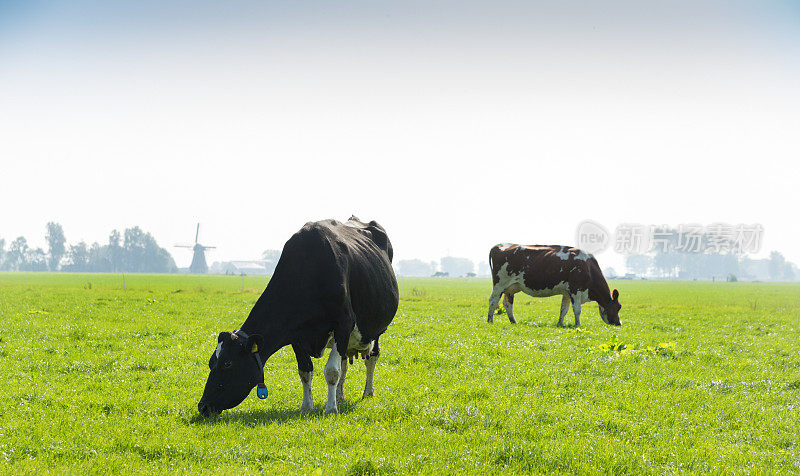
[197,401,218,417]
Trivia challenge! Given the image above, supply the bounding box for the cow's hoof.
[487,318,494,323]
[324,406,338,415]
[300,403,314,413]
[362,390,374,399]
[336,393,345,403]
[508,318,517,324]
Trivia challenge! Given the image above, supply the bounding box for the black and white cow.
[198,216,399,416]
[487,244,621,327]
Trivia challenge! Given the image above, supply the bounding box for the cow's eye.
[223,361,233,369]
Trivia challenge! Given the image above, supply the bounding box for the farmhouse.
[219,261,272,276]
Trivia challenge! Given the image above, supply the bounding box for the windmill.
[175,223,215,274]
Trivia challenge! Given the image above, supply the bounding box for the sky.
[1,0,799,271]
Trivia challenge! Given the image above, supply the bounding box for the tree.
[122,226,176,273]
[108,230,123,272]
[23,248,48,271]
[625,254,651,276]
[782,262,795,281]
[124,227,147,272]
[769,251,786,281]
[261,249,281,274]
[6,236,29,271]
[440,257,474,277]
[738,256,754,278]
[66,242,90,271]
[0,238,5,270]
[88,242,111,272]
[653,252,681,278]
[396,259,435,277]
[45,222,66,271]
[262,250,281,262]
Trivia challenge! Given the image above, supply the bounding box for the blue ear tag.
[257,383,268,399]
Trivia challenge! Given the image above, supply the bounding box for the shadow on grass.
[482,312,587,328]
[515,319,574,328]
[186,400,358,426]
[555,323,581,329]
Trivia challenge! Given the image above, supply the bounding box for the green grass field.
[1,273,799,474]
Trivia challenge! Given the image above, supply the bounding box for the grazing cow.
[487,244,621,326]
[198,216,399,416]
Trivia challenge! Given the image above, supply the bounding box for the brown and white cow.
[487,244,621,326]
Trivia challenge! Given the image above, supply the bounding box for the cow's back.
[490,244,593,294]
[329,221,398,341]
[267,219,398,343]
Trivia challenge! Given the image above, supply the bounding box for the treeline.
[625,250,796,281]
[395,257,488,277]
[623,226,796,280]
[0,223,177,273]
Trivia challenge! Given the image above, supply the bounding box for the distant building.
[224,261,268,275]
[209,259,278,276]
[439,256,474,277]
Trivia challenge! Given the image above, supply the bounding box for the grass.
[0,272,799,474]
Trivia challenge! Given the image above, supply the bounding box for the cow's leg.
[324,342,343,415]
[572,295,582,327]
[336,357,348,403]
[503,293,516,324]
[363,337,380,398]
[558,295,570,327]
[487,285,504,323]
[324,296,358,413]
[293,345,314,412]
[299,370,314,412]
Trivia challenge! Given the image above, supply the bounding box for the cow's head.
[599,289,622,326]
[198,330,264,416]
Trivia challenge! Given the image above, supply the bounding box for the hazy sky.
[1,0,799,271]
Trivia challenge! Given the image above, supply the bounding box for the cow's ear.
[612,289,619,301]
[217,332,229,343]
[247,334,263,353]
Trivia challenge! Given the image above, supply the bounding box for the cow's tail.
[488,244,501,276]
